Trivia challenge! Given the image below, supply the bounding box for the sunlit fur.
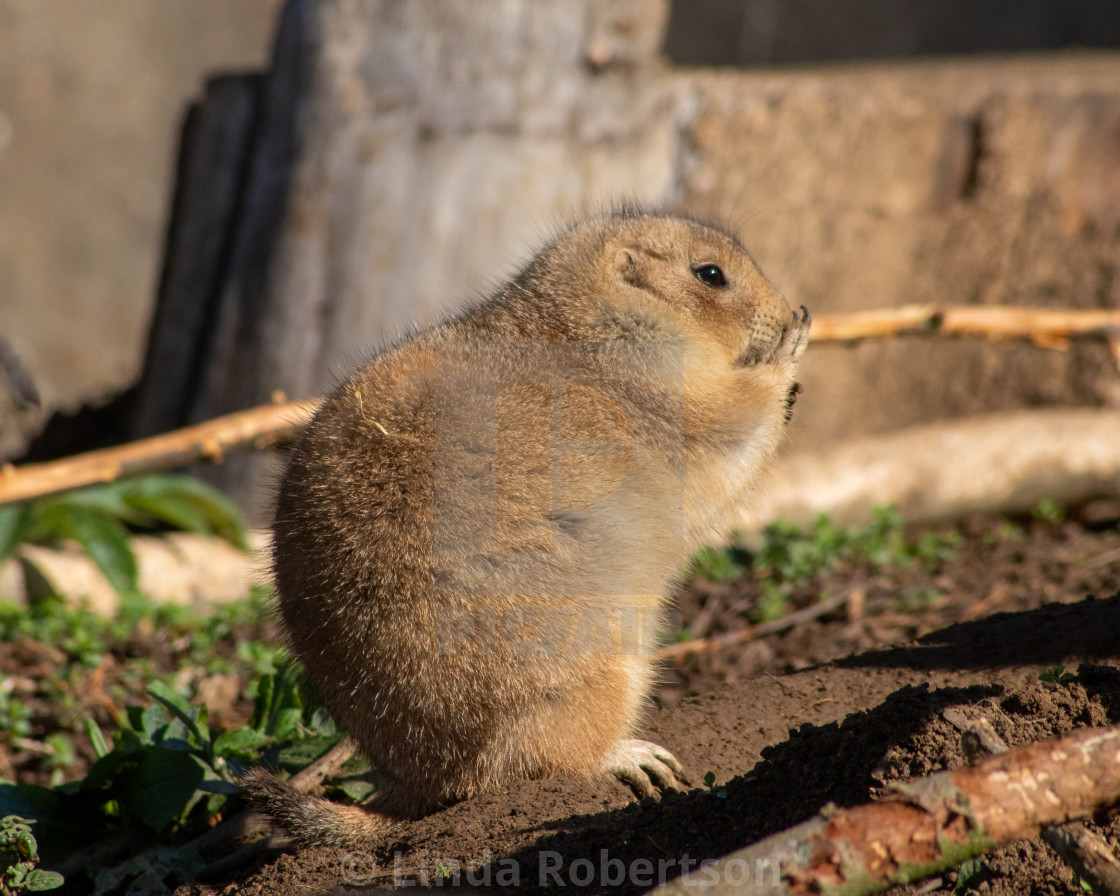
[243,209,810,846]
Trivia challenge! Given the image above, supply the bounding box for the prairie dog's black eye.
[693,264,727,288]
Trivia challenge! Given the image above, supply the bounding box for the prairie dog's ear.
[613,248,640,285]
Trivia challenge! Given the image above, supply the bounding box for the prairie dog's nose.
[734,301,795,368]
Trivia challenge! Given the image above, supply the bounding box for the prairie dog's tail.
[241,767,394,847]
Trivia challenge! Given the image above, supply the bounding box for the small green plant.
[0,586,278,788]
[952,856,989,894]
[1039,665,1076,685]
[756,580,790,622]
[0,474,248,597]
[74,667,329,833]
[685,506,960,624]
[1031,498,1065,526]
[0,656,346,893]
[0,816,62,895]
[701,771,726,799]
[689,544,752,584]
[895,587,944,613]
[998,520,1025,542]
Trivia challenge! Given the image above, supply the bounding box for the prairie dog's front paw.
[782,305,811,364]
[603,738,689,800]
[775,304,810,367]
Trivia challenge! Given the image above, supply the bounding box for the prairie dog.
[243,208,809,845]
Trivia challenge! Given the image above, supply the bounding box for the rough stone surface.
[672,55,1120,448]
[198,0,675,420]
[3,0,1120,480]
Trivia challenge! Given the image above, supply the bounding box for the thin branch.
[650,724,1120,895]
[0,399,318,505]
[286,737,358,791]
[656,590,854,661]
[1041,825,1120,896]
[809,304,1120,353]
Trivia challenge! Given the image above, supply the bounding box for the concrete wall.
[2,0,1119,469]
[0,0,281,455]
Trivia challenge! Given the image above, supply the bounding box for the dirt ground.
[167,509,1120,896]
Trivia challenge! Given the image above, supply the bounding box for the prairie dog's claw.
[604,739,689,800]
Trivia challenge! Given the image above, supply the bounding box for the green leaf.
[688,545,745,584]
[125,705,145,731]
[1031,498,1064,525]
[138,702,167,741]
[954,856,988,894]
[147,682,207,751]
[0,784,61,824]
[40,482,139,525]
[270,708,305,740]
[0,504,32,566]
[86,719,110,759]
[34,504,137,595]
[121,493,212,538]
[332,778,376,803]
[81,749,140,792]
[1039,665,1076,685]
[114,727,145,754]
[24,868,65,891]
[212,727,270,762]
[276,733,345,769]
[249,674,274,731]
[123,747,205,832]
[252,668,307,737]
[127,475,248,550]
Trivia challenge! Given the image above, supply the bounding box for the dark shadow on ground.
[495,682,1002,895]
[836,592,1120,672]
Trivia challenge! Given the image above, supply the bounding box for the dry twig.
[0,399,317,505]
[1041,825,1120,896]
[656,590,854,661]
[810,304,1120,361]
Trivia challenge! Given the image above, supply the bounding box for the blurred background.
[2,0,1119,511]
[0,0,282,457]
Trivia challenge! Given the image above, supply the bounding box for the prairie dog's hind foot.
[603,738,689,800]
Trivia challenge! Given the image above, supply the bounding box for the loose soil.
[14,511,1120,895]
[199,511,1120,896]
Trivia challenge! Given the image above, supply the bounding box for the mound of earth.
[190,588,1119,896]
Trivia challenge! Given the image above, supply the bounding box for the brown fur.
[242,209,810,846]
